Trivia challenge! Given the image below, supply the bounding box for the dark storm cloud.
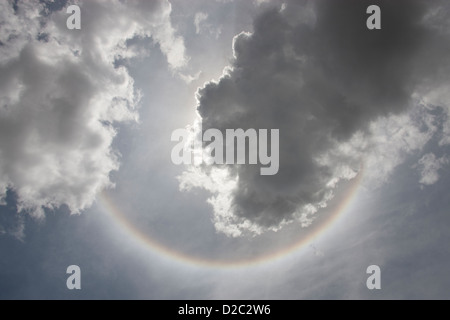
[187,0,450,235]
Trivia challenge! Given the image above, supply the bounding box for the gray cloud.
[180,0,450,236]
[0,0,186,217]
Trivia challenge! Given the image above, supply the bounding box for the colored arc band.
[99,166,363,269]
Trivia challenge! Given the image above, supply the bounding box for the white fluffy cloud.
[0,0,186,217]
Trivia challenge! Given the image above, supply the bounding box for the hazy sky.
[1,0,450,299]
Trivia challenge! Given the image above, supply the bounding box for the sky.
[1,0,450,299]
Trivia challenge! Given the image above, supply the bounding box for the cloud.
[0,0,186,217]
[253,0,271,6]
[179,0,450,236]
[0,213,25,241]
[178,71,202,84]
[194,12,208,34]
[332,103,440,187]
[416,153,449,186]
[193,11,221,39]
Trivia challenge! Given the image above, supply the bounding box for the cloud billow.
[181,0,450,236]
[0,0,186,218]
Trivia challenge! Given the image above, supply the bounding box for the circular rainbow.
[99,168,363,269]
